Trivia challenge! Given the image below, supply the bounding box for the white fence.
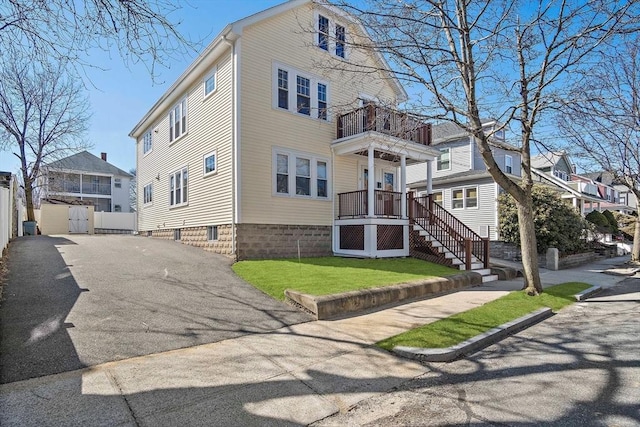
[94,211,136,231]
[1,185,10,257]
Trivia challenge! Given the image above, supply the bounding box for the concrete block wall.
[150,224,234,256]
[236,224,332,260]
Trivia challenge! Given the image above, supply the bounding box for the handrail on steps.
[408,193,489,270]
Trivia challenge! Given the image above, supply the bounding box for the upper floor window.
[169,166,188,207]
[274,64,329,121]
[203,150,216,177]
[316,13,347,59]
[169,98,187,143]
[143,182,153,204]
[274,148,330,199]
[553,169,569,181]
[433,191,443,206]
[335,24,345,58]
[437,148,451,171]
[204,68,217,97]
[505,155,513,174]
[143,131,153,154]
[318,15,329,51]
[114,178,122,188]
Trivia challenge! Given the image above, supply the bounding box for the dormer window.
[318,15,329,51]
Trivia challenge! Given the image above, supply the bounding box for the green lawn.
[232,257,459,301]
[377,282,591,350]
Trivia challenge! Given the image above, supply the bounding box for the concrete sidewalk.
[0,257,631,426]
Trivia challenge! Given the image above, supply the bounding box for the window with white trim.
[437,148,451,171]
[203,150,216,176]
[274,64,329,120]
[316,13,347,59]
[169,167,188,207]
[274,149,330,199]
[204,69,217,97]
[335,24,345,58]
[505,155,513,174]
[143,182,153,204]
[169,98,187,143]
[452,186,478,209]
[143,131,153,154]
[114,178,122,188]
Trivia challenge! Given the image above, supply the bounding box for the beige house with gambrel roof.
[130,0,445,261]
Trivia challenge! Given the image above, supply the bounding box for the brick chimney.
[101,152,107,161]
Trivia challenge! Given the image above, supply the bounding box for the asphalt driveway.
[0,235,312,384]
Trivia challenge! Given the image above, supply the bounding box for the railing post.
[408,191,414,223]
[465,238,472,270]
[428,194,434,225]
[483,237,490,269]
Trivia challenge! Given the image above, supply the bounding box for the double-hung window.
[274,64,329,120]
[296,76,311,116]
[318,15,329,51]
[317,14,347,59]
[143,183,153,204]
[169,167,188,207]
[505,155,513,174]
[274,149,330,199]
[452,186,478,209]
[204,69,217,97]
[143,131,153,154]
[169,98,187,143]
[437,148,451,171]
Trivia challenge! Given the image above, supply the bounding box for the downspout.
[222,35,238,258]
[331,148,336,254]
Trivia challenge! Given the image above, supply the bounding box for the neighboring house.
[581,171,638,215]
[39,151,133,213]
[129,0,450,262]
[406,120,521,240]
[531,150,575,181]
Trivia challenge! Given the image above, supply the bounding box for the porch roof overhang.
[331,131,439,164]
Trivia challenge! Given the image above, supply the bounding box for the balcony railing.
[81,183,111,195]
[337,104,432,146]
[338,189,402,218]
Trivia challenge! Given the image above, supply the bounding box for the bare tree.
[0,0,192,82]
[129,168,137,213]
[0,55,91,221]
[323,0,638,294]
[558,37,640,262]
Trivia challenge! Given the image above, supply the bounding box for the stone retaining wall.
[546,248,596,270]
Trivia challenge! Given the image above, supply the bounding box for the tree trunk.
[23,173,35,222]
[517,199,542,295]
[632,214,640,263]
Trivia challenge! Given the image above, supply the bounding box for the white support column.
[367,146,375,217]
[400,155,407,218]
[426,160,433,195]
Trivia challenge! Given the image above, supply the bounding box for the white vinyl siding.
[135,51,234,233]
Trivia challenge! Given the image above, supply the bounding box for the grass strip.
[232,257,459,301]
[377,282,591,350]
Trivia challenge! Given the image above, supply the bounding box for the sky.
[0,0,284,175]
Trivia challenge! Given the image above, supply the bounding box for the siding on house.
[136,51,234,232]
[238,4,399,225]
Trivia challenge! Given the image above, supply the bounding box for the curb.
[392,307,553,362]
[574,285,602,301]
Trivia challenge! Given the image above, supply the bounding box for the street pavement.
[0,237,636,426]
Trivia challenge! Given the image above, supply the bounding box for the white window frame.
[273,63,330,121]
[204,68,217,98]
[437,148,451,171]
[314,11,348,59]
[505,155,513,174]
[272,147,331,200]
[169,97,188,144]
[451,186,478,210]
[143,182,153,205]
[203,150,217,177]
[114,178,122,188]
[169,166,188,208]
[143,130,153,155]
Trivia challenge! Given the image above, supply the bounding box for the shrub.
[498,185,590,255]
[586,210,611,233]
[602,210,619,234]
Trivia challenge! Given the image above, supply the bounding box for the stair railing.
[408,193,489,269]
